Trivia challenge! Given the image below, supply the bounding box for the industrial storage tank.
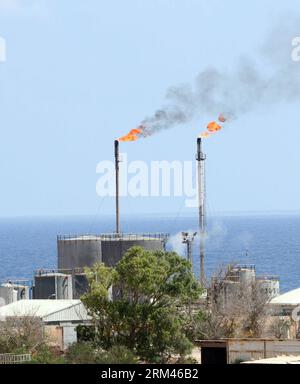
[228,265,256,285]
[0,282,30,306]
[256,276,280,300]
[57,233,168,270]
[33,272,73,300]
[73,273,89,299]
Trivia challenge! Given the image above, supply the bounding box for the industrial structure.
[33,268,101,300]
[0,281,30,306]
[33,271,73,300]
[181,232,197,268]
[210,265,280,304]
[196,137,206,286]
[57,233,168,270]
[115,140,120,234]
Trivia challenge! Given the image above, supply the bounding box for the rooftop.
[57,233,169,241]
[0,300,91,322]
[270,287,300,305]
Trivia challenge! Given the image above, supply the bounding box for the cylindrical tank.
[57,233,168,270]
[228,266,256,285]
[57,236,102,270]
[34,273,73,300]
[257,277,280,300]
[238,268,256,286]
[0,283,30,306]
[73,273,89,299]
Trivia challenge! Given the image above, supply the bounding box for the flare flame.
[199,113,226,139]
[118,126,144,142]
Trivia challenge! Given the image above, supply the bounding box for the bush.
[77,325,96,343]
[0,317,44,354]
[66,343,138,364]
[66,342,98,364]
[29,345,66,364]
[97,346,138,364]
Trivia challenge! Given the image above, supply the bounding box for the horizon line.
[1,209,300,220]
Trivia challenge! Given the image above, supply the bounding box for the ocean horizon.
[0,213,299,293]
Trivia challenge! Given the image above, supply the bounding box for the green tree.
[82,246,203,363]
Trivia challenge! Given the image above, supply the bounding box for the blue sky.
[0,0,300,217]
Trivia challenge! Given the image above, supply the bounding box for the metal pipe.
[114,140,120,234]
[196,137,206,286]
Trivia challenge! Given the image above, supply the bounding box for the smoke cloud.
[140,19,300,137]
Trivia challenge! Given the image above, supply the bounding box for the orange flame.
[207,121,222,132]
[199,114,226,139]
[199,131,211,139]
[118,127,143,142]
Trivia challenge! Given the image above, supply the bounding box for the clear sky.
[0,0,300,218]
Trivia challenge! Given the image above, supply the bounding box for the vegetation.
[0,317,66,364]
[0,317,44,354]
[65,343,138,364]
[196,264,272,339]
[81,246,203,363]
[30,345,66,364]
[65,341,97,364]
[0,256,283,364]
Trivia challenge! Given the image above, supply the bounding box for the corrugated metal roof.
[270,288,300,305]
[0,300,91,322]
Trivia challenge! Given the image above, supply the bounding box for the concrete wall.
[228,339,300,363]
[62,323,78,348]
[199,339,300,364]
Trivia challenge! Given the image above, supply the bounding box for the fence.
[0,353,32,364]
[57,232,169,241]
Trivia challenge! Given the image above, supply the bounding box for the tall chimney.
[196,137,206,286]
[114,140,120,234]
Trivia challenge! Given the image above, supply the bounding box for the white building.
[270,288,300,339]
[0,300,91,349]
[270,288,300,309]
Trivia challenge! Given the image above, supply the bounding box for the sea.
[0,214,299,293]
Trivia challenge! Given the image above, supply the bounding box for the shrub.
[65,342,98,364]
[29,345,66,364]
[96,346,138,364]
